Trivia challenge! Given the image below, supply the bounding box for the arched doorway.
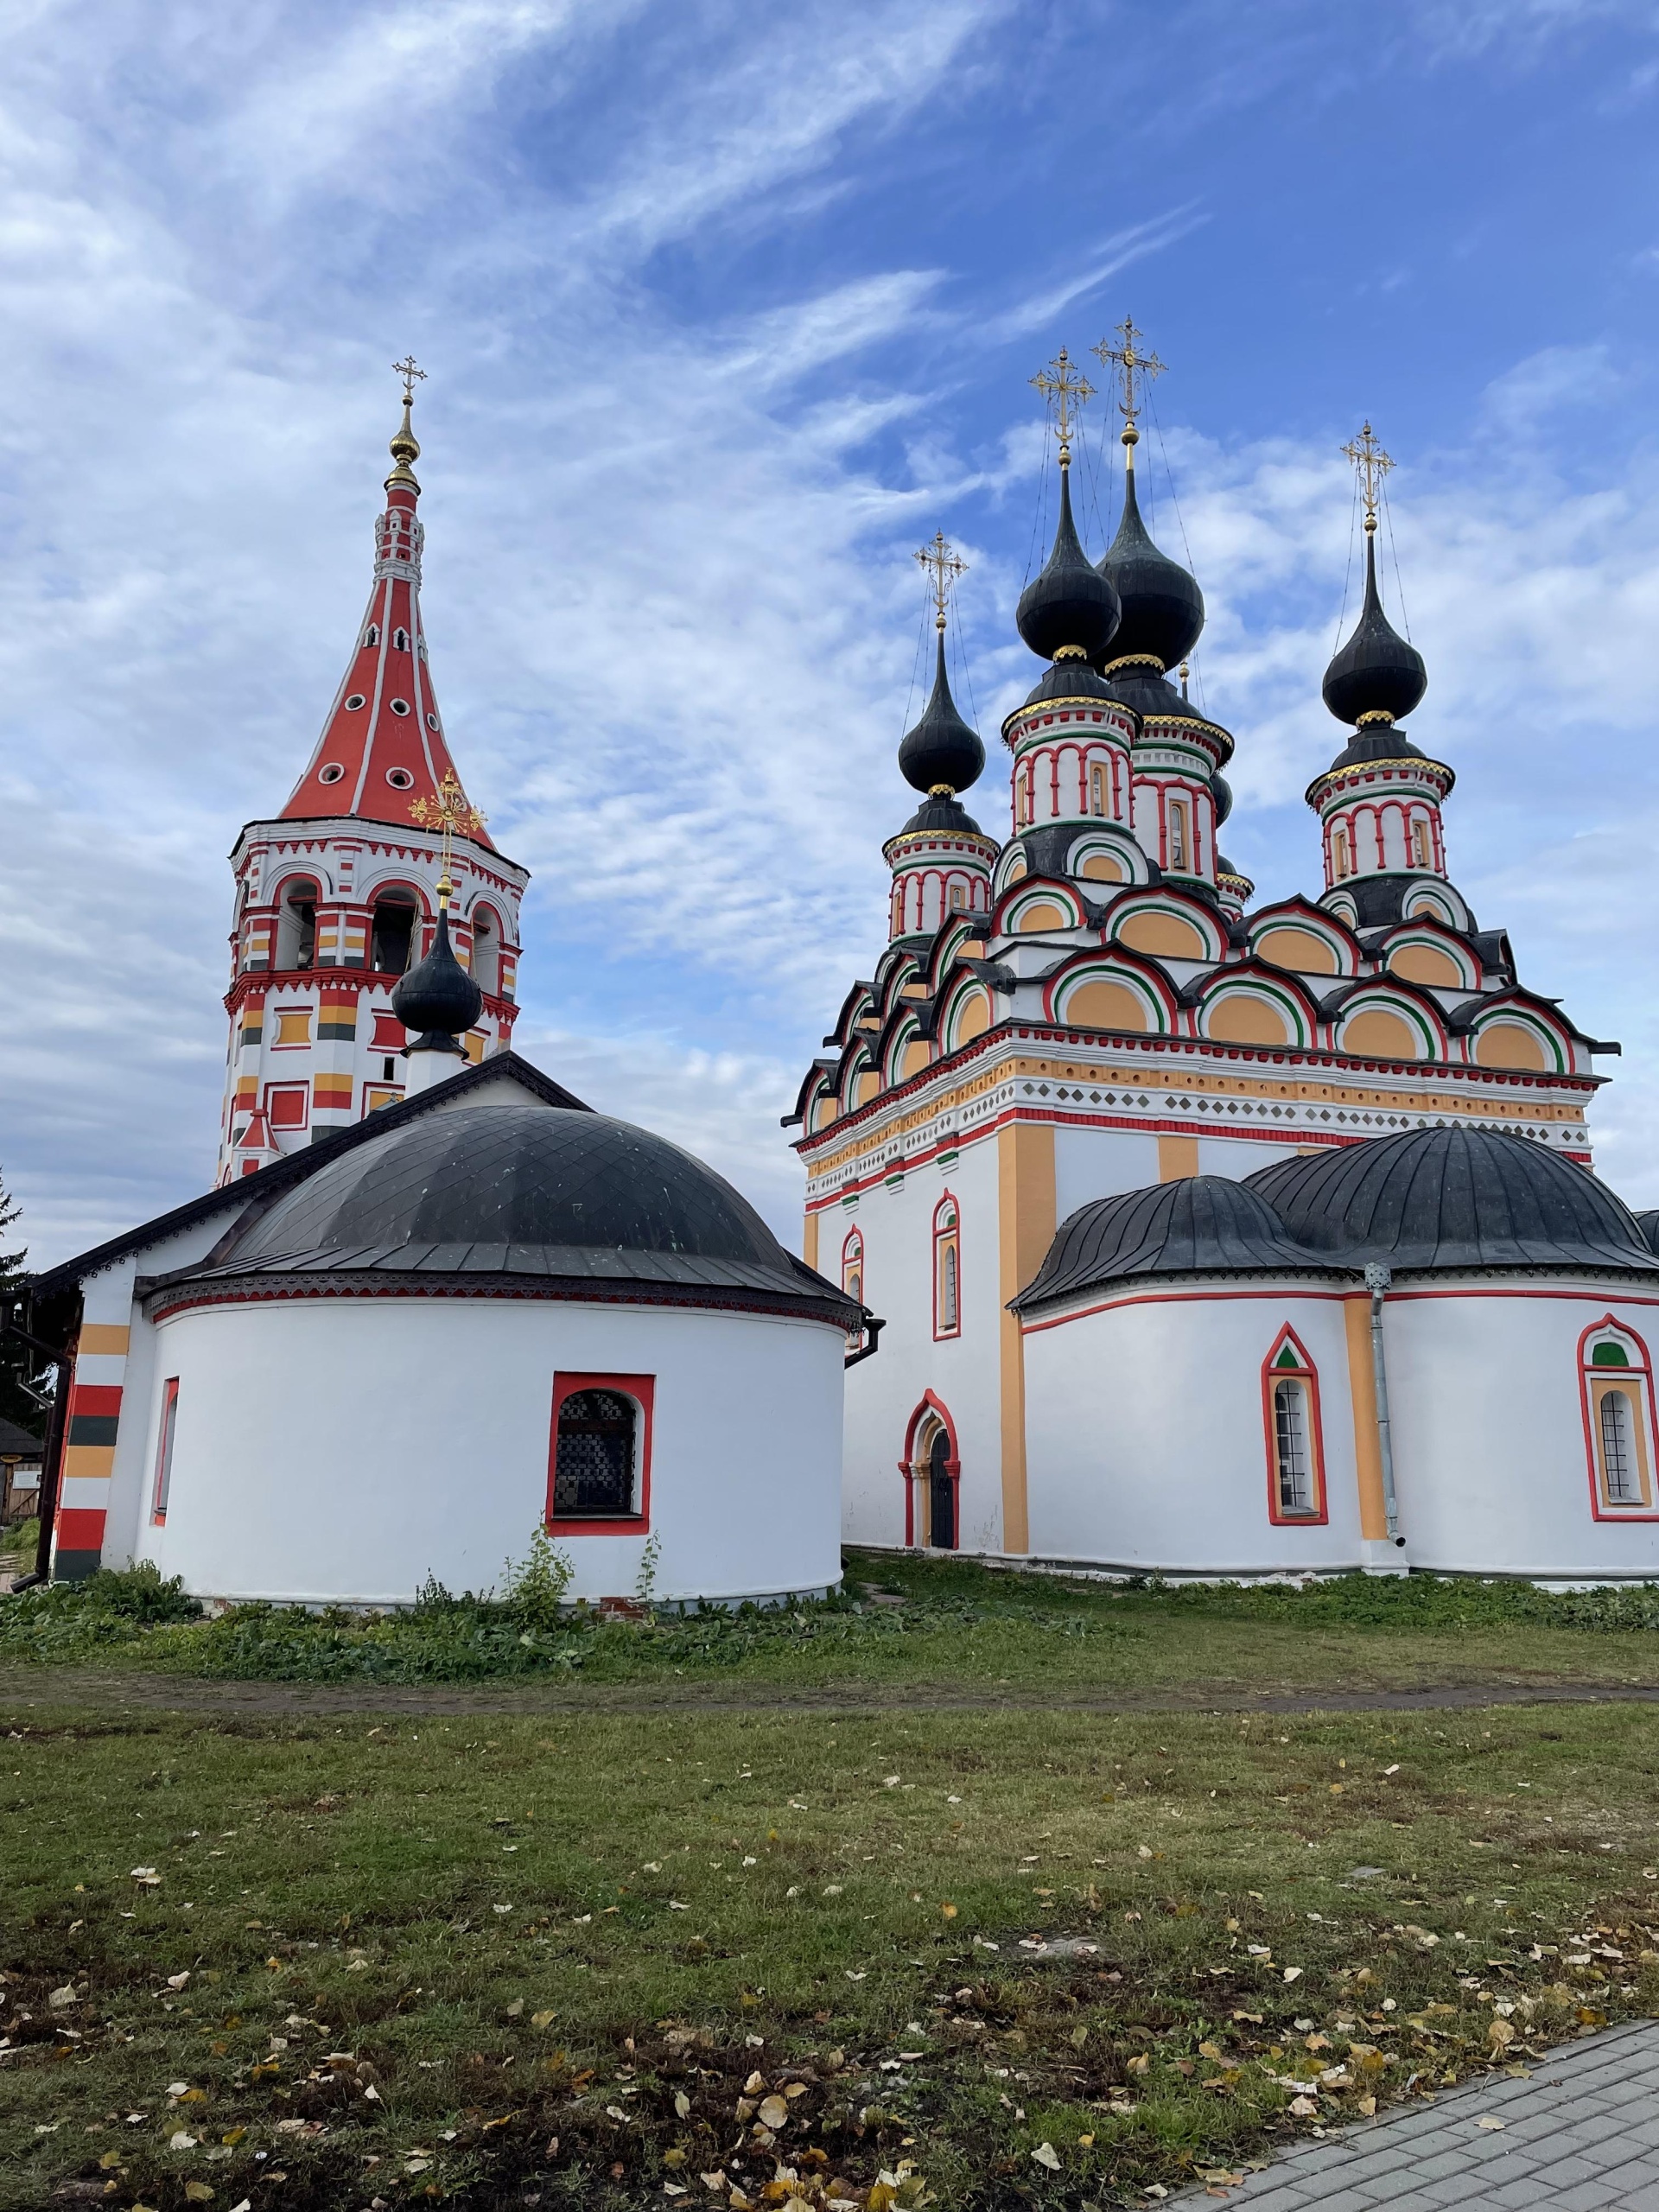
[927,1424,955,1551]
[899,1394,960,1550]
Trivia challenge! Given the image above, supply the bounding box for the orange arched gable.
[1206,993,1292,1046]
[1078,853,1125,882]
[1475,1021,1549,1071]
[1343,1008,1421,1059]
[1389,942,1464,987]
[1116,908,1208,959]
[952,988,991,1046]
[1013,899,1070,933]
[1064,980,1150,1033]
[1255,926,1340,976]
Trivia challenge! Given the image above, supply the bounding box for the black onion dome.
[1015,465,1120,663]
[192,1102,849,1309]
[1021,660,1130,711]
[1011,1176,1330,1312]
[391,907,483,1043]
[1212,772,1234,827]
[1323,532,1427,728]
[1246,1125,1658,1274]
[895,791,986,837]
[899,631,985,795]
[1097,458,1204,671]
[1635,1210,1659,1260]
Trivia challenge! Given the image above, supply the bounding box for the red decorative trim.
[1261,1326,1330,1526]
[55,1507,107,1550]
[68,1382,123,1421]
[546,1371,655,1535]
[898,1390,960,1548]
[1576,1316,1659,1522]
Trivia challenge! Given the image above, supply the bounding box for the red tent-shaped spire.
[281,371,494,849]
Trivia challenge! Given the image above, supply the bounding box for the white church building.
[788,350,1659,1584]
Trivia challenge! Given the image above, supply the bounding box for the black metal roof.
[1244,1124,1659,1274]
[1096,458,1205,671]
[29,1052,594,1298]
[1633,1210,1659,1260]
[897,631,985,798]
[156,1101,853,1315]
[1011,1175,1333,1313]
[893,792,988,838]
[1321,530,1428,729]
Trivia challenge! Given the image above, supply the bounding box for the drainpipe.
[1364,1262,1403,1546]
[844,1314,886,1371]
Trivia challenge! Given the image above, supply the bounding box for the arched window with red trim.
[1262,1328,1327,1524]
[932,1194,961,1340]
[841,1226,864,1310]
[1579,1319,1659,1518]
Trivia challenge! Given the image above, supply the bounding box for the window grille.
[1600,1389,1640,1503]
[553,1389,637,1516]
[1273,1378,1313,1514]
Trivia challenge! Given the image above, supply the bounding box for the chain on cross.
[1342,421,1394,531]
[1092,315,1165,430]
[393,355,428,406]
[914,531,967,631]
[409,770,486,891]
[1030,346,1095,463]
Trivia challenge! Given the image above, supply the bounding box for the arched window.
[274,879,319,971]
[363,624,379,647]
[471,906,502,995]
[370,891,418,974]
[392,626,410,652]
[1332,826,1351,880]
[1411,818,1431,869]
[1168,796,1190,872]
[1262,1331,1327,1524]
[842,1227,864,1309]
[932,1196,961,1340]
[1090,761,1108,817]
[1580,1325,1656,1516]
[546,1373,654,1532]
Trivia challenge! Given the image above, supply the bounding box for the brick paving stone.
[1175,2020,1659,2208]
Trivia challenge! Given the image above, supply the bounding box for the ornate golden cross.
[1029,346,1094,463]
[1092,315,1165,428]
[1342,421,1394,531]
[393,355,428,405]
[409,769,486,893]
[914,531,968,630]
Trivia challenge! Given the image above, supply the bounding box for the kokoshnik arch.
[788,327,1659,1583]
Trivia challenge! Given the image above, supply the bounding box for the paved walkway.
[1192,2020,1659,2209]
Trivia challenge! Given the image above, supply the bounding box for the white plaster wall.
[131,1297,843,1605]
[1022,1287,1364,1571]
[1054,1127,1160,1224]
[1196,1135,1304,1180]
[1380,1282,1659,1580]
[839,1132,1004,1553]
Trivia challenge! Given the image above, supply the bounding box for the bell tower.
[217,365,531,1180]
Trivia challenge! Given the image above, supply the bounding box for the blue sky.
[2,0,1657,1264]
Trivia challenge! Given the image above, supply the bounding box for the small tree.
[0,1168,48,1438]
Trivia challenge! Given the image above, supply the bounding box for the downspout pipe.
[845,1314,886,1371]
[1363,1262,1404,1547]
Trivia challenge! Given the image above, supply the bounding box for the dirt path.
[3,1669,1659,1721]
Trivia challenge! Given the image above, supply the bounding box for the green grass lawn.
[3,1614,1659,2209]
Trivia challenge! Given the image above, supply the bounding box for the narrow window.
[1263,1334,1326,1522]
[1584,1330,1655,1511]
[1015,775,1031,829]
[948,882,966,912]
[471,906,501,995]
[933,1198,961,1339]
[152,1378,180,1522]
[275,879,319,970]
[363,624,379,647]
[1273,1381,1311,1513]
[842,1227,864,1310]
[393,626,410,652]
[1090,761,1108,817]
[1412,819,1431,869]
[1332,826,1351,880]
[370,893,417,974]
[890,885,903,935]
[551,1388,639,1517]
[1168,797,1190,872]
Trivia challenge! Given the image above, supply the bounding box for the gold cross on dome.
[1092,315,1166,429]
[409,769,486,876]
[1030,346,1094,462]
[914,531,968,630]
[393,355,428,404]
[1342,420,1394,530]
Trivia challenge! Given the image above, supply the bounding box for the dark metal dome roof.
[180,1103,849,1309]
[1245,1124,1658,1274]
[1015,465,1120,664]
[1322,531,1427,729]
[1020,661,1128,710]
[893,791,988,837]
[1633,1210,1659,1260]
[1096,457,1205,671]
[898,630,984,797]
[1012,1175,1332,1312]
